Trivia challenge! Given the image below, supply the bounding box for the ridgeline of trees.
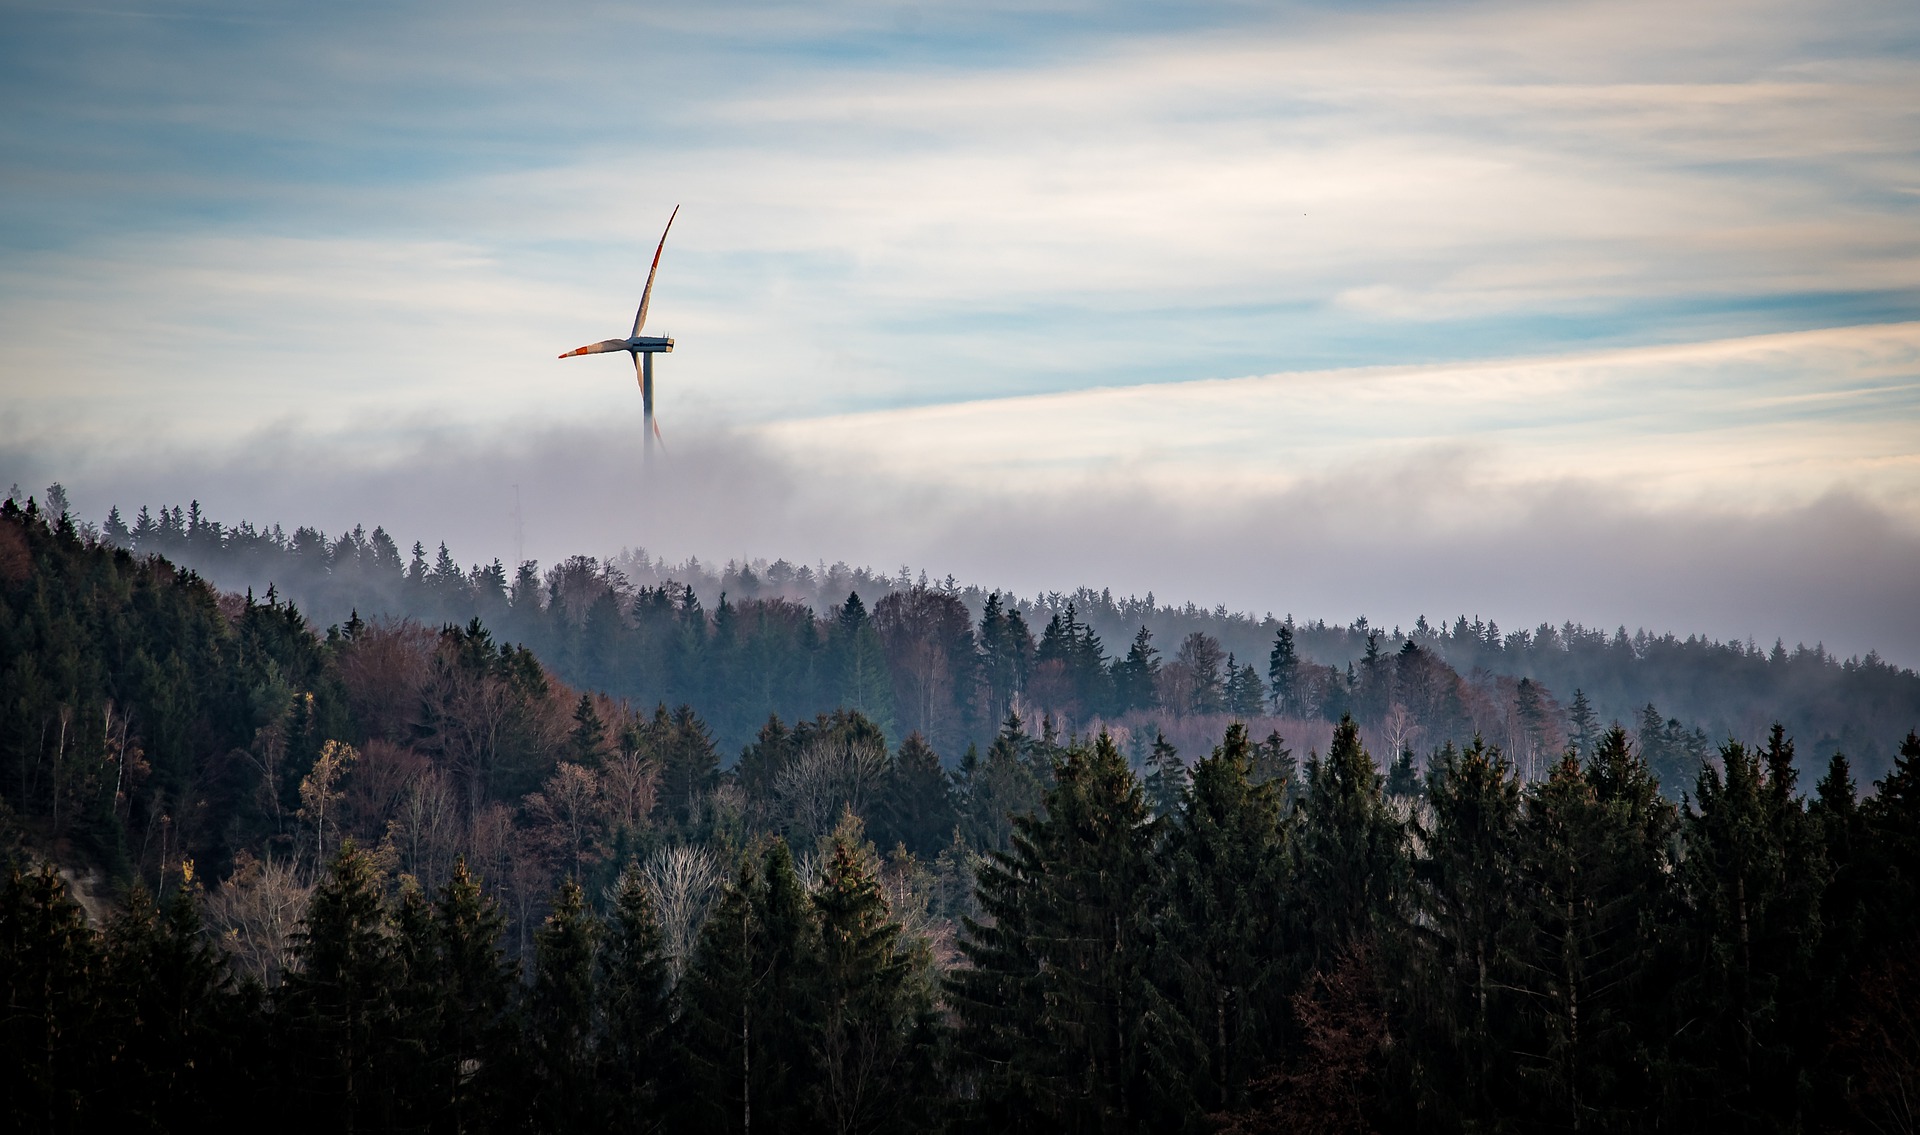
[85,494,1920,783]
[3,491,1920,1131]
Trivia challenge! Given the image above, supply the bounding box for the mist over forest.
[92,492,1920,787]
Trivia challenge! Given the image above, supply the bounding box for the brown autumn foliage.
[1215,945,1387,1135]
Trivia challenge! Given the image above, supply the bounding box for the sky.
[2,0,1917,659]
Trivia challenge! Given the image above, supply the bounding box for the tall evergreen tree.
[675,840,819,1135]
[529,879,601,1130]
[1156,722,1290,1115]
[808,810,935,1135]
[1671,731,1827,1131]
[281,840,404,1134]
[1267,623,1299,716]
[875,732,957,859]
[600,860,672,1128]
[1293,716,1405,969]
[1404,737,1526,1128]
[949,734,1166,1134]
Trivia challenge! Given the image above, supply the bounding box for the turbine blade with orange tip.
[559,339,630,358]
[632,204,679,337]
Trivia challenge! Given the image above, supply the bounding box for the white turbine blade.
[631,204,680,337]
[559,339,630,358]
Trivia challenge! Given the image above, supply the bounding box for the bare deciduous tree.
[642,844,723,980]
[205,851,311,986]
[776,737,887,846]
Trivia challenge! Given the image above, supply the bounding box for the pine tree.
[601,861,672,1128]
[530,879,601,1130]
[1293,715,1405,968]
[0,865,107,1134]
[675,840,819,1134]
[1567,689,1599,758]
[1142,729,1188,820]
[954,714,1044,853]
[1672,732,1827,1131]
[282,840,404,1134]
[949,733,1165,1133]
[809,810,934,1135]
[428,857,518,1130]
[1115,625,1161,714]
[876,732,956,859]
[569,693,610,768]
[1267,624,1299,716]
[98,882,243,1130]
[1157,722,1289,1113]
[1406,737,1525,1128]
[1506,726,1677,1130]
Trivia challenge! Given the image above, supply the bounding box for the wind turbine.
[559,205,680,463]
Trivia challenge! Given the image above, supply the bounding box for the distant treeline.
[5,492,1920,1132]
[89,495,1920,780]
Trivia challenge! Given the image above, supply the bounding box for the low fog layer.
[26,418,1920,667]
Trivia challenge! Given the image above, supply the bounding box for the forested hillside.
[91,496,1920,784]
[4,492,1920,1132]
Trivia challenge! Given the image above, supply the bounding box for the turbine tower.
[559,205,680,463]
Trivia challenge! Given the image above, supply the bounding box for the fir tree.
[601,861,672,1127]
[1267,623,1299,716]
[1156,722,1290,1114]
[1142,729,1188,820]
[950,733,1165,1134]
[529,879,601,1130]
[809,810,934,1135]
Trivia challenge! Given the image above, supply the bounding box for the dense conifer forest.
[5,490,1920,1132]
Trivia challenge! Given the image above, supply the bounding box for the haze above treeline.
[69,488,1920,786]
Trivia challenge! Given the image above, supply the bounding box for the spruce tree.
[1142,729,1188,820]
[430,857,518,1130]
[282,840,404,1134]
[1267,624,1298,716]
[675,840,819,1134]
[98,883,243,1130]
[601,861,672,1128]
[1405,737,1525,1128]
[809,810,934,1135]
[1156,722,1289,1114]
[1293,715,1405,969]
[875,732,956,859]
[1672,733,1827,1131]
[529,879,601,1130]
[949,733,1165,1134]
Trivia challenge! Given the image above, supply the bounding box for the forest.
[3,490,1919,1132]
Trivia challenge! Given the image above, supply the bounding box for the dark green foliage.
[875,731,957,858]
[1670,729,1827,1131]
[1404,737,1527,1127]
[280,839,405,1132]
[1156,723,1289,1114]
[1294,715,1406,966]
[674,839,819,1134]
[600,861,672,1127]
[0,864,105,1134]
[808,812,938,1135]
[529,879,601,1129]
[949,733,1165,1134]
[953,713,1046,853]
[1142,728,1188,819]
